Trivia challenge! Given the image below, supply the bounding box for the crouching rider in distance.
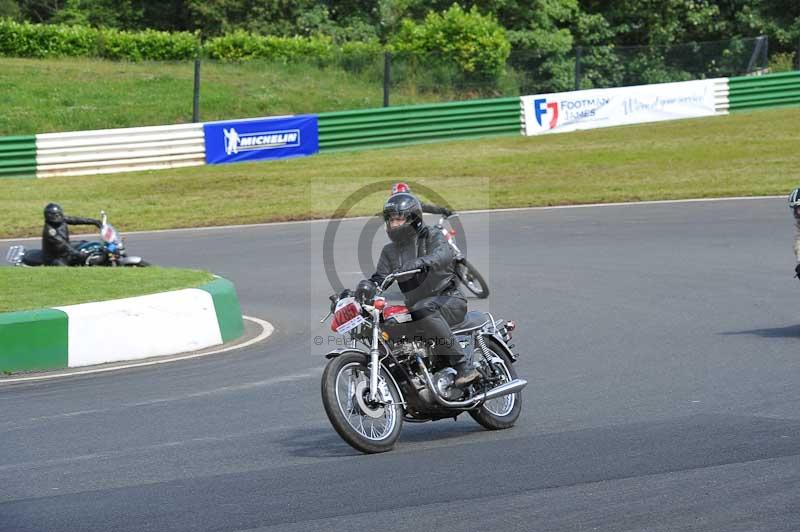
[42,203,102,266]
[363,192,479,387]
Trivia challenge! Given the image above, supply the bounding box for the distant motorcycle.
[438,213,490,298]
[320,269,525,453]
[5,211,148,267]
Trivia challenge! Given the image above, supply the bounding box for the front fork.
[368,308,381,403]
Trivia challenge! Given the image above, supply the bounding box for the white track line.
[0,195,786,243]
[0,316,274,385]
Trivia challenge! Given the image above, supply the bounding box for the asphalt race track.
[1,198,799,532]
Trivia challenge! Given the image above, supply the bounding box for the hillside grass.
[0,267,215,312]
[0,106,797,239]
[0,56,457,135]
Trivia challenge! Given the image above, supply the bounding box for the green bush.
[0,19,198,60]
[0,19,95,58]
[203,31,335,63]
[390,4,510,80]
[98,28,198,61]
[0,19,382,65]
[769,51,797,73]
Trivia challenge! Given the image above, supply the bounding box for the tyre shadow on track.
[720,324,800,338]
[278,427,361,458]
[279,422,487,458]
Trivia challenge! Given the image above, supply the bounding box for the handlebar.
[321,268,422,322]
[378,268,421,292]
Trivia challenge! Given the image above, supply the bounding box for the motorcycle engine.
[432,367,461,401]
[84,252,106,266]
[393,340,429,360]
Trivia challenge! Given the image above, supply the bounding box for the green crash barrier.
[0,309,69,372]
[728,71,800,111]
[318,97,522,152]
[0,135,37,178]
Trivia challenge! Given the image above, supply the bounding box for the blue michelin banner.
[204,115,319,164]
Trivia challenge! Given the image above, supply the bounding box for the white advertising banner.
[521,79,722,136]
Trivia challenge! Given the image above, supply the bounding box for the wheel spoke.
[334,361,398,441]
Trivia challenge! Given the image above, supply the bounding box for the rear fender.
[480,332,519,363]
[5,245,25,265]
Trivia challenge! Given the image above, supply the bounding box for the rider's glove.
[410,258,429,273]
[794,263,800,277]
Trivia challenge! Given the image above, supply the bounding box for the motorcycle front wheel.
[321,353,403,454]
[456,259,490,299]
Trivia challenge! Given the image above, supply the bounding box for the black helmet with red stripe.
[383,193,423,244]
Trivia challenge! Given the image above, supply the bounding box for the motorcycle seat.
[450,311,488,334]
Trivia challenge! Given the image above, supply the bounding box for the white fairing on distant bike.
[118,256,144,266]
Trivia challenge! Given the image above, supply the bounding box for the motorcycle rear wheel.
[456,259,490,299]
[321,353,403,453]
[469,344,521,430]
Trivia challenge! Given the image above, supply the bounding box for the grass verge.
[0,267,215,312]
[0,107,798,239]
[0,56,451,135]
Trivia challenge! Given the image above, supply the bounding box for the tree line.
[1,1,798,94]
[2,1,797,53]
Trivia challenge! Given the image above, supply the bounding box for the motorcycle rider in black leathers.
[391,182,453,217]
[789,188,800,278]
[368,193,479,387]
[42,203,102,266]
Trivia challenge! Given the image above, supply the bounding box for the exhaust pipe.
[481,379,528,402]
[419,363,527,409]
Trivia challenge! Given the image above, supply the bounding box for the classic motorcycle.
[320,269,525,453]
[5,211,148,267]
[437,213,490,298]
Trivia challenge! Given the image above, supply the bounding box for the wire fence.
[383,35,774,102]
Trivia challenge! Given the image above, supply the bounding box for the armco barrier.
[35,123,206,178]
[728,71,800,111]
[317,97,522,152]
[0,135,36,178]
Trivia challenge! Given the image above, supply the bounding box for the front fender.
[324,347,370,360]
[324,347,406,406]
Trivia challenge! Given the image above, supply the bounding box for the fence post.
[383,51,391,107]
[746,35,767,74]
[797,38,800,70]
[192,58,201,123]
[574,46,582,91]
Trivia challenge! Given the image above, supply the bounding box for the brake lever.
[320,311,332,323]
